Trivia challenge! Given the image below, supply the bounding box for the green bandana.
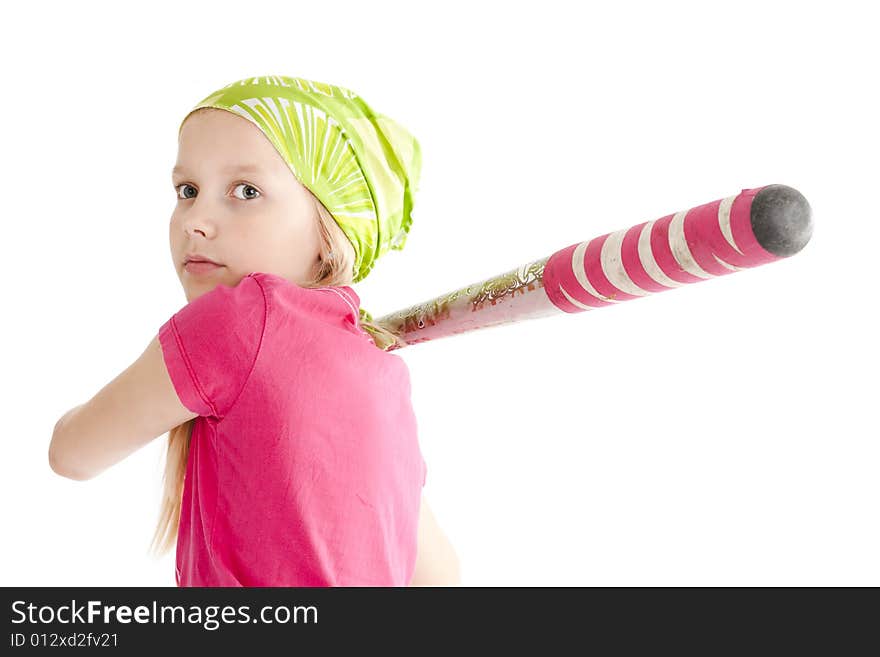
[178,74,422,284]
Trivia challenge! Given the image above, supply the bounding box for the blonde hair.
[149,189,406,558]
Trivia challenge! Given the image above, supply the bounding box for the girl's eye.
[175,183,197,200]
[232,183,261,201]
[173,182,261,201]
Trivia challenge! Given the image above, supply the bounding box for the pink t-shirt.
[158,272,427,587]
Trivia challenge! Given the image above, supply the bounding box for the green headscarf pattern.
[179,74,422,284]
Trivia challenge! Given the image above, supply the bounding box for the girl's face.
[170,108,322,302]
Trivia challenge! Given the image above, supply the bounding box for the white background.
[2,0,877,586]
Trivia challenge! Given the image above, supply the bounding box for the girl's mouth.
[184,261,224,275]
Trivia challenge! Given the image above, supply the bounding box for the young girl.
[48,74,461,587]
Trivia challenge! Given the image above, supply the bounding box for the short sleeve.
[158,275,267,418]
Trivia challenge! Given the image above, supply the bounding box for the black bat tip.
[750,184,813,257]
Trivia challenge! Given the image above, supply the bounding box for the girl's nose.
[183,214,214,237]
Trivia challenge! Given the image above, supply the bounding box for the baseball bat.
[376,184,812,350]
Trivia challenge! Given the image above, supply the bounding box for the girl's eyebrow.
[171,163,267,177]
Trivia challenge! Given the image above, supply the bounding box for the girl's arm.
[409,495,462,586]
[56,403,86,426]
[49,335,198,480]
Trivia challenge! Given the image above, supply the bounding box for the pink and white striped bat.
[377,184,812,350]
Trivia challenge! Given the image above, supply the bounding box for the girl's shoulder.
[247,273,365,339]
